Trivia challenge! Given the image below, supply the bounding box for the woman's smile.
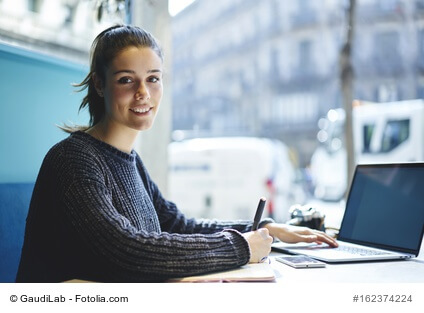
[129,106,153,115]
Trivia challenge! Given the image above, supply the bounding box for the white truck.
[310,99,424,201]
[353,99,424,164]
[167,137,306,222]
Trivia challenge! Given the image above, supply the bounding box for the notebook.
[168,262,275,282]
[272,163,424,263]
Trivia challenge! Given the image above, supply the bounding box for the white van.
[168,137,305,222]
[353,99,424,164]
[310,99,424,201]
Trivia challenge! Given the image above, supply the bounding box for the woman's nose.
[135,82,150,100]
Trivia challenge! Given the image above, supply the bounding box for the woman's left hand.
[264,223,338,247]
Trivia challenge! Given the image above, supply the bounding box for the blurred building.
[0,0,128,63]
[171,0,424,166]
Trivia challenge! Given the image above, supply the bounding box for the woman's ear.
[92,73,104,97]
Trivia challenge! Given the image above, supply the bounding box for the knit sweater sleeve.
[58,146,252,282]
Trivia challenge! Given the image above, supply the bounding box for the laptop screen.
[339,163,424,254]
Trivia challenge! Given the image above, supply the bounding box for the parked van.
[168,137,305,222]
[353,99,424,164]
[310,99,424,201]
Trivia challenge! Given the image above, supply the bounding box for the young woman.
[16,25,337,282]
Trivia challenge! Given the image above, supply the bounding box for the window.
[27,0,42,13]
[418,29,424,70]
[381,119,410,152]
[299,40,312,68]
[373,31,402,75]
[362,124,375,153]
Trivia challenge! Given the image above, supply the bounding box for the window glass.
[362,124,375,153]
[381,119,410,153]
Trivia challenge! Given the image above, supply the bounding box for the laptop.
[272,163,424,262]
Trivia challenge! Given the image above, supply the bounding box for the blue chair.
[0,183,34,282]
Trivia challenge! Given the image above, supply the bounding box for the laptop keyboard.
[335,245,388,256]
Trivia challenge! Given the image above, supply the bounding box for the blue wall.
[0,43,89,183]
[0,43,90,282]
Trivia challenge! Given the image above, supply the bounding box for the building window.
[299,40,312,68]
[373,31,402,75]
[418,29,424,71]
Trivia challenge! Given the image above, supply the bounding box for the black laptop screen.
[339,164,424,253]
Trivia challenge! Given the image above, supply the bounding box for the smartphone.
[276,255,326,268]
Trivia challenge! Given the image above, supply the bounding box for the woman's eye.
[148,76,160,83]
[118,77,133,84]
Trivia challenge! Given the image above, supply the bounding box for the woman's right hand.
[242,228,273,263]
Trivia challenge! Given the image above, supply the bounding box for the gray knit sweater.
[16,131,269,282]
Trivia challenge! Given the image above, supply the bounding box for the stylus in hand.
[252,197,266,230]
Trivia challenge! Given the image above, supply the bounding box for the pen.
[252,197,266,231]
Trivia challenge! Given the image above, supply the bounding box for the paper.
[169,262,275,283]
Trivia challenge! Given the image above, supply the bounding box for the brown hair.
[61,24,163,132]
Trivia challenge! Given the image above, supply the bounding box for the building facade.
[172,0,424,165]
[0,0,124,63]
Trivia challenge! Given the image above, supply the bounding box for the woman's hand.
[242,228,273,263]
[264,223,338,247]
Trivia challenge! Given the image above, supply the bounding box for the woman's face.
[98,46,163,132]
